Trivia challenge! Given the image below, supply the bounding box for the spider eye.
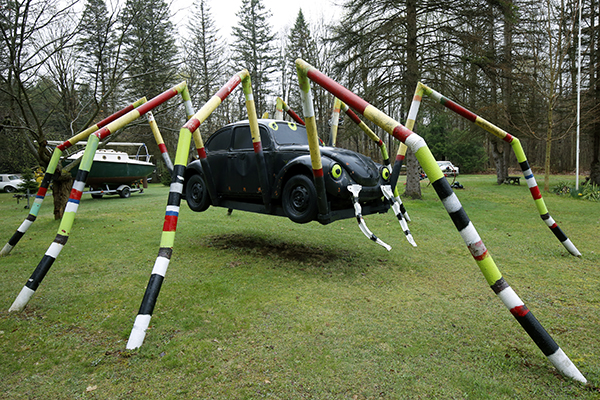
[381,166,390,181]
[331,163,342,179]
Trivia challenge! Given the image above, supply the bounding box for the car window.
[269,122,309,146]
[206,127,232,152]
[232,126,252,150]
[232,126,272,150]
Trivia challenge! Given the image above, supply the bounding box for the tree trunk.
[501,1,515,184]
[404,149,422,199]
[590,0,600,186]
[52,172,73,220]
[591,114,600,185]
[544,106,553,191]
[491,138,509,184]
[403,0,421,199]
[590,160,600,185]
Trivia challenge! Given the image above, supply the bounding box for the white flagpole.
[576,0,582,190]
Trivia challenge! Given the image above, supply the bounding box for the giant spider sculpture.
[2,60,586,383]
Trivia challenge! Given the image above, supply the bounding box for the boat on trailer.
[60,142,155,199]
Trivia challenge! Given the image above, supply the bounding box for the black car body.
[183,119,391,224]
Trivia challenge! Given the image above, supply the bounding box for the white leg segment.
[348,185,392,251]
[9,286,35,312]
[1,243,14,256]
[126,314,152,350]
[562,239,581,257]
[394,196,410,221]
[547,348,587,383]
[381,185,416,247]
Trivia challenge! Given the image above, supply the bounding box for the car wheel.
[186,174,210,212]
[4,186,16,193]
[119,186,131,198]
[282,175,318,224]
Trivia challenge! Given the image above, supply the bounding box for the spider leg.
[381,185,416,247]
[347,184,391,251]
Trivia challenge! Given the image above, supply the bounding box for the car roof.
[226,119,301,127]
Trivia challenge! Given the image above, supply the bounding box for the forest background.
[1,0,599,205]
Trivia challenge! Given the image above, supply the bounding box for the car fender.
[272,155,352,200]
[272,155,314,199]
[184,160,204,177]
[274,154,341,199]
[183,160,206,194]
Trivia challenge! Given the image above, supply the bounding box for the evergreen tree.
[231,0,277,115]
[18,168,39,194]
[78,0,116,109]
[285,9,318,117]
[121,0,179,99]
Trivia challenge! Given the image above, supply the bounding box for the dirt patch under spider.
[202,233,353,265]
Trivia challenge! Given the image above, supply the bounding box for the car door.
[226,125,272,197]
[205,126,233,194]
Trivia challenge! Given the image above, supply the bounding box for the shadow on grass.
[202,233,350,262]
[199,233,373,276]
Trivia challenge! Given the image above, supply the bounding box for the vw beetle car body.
[183,119,391,224]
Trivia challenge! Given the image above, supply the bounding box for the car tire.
[119,186,131,198]
[4,186,16,193]
[186,174,210,212]
[282,175,318,224]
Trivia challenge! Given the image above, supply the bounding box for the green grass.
[1,175,599,399]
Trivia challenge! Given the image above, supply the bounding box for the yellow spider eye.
[381,166,390,181]
[331,163,342,179]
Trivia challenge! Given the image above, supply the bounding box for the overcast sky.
[172,0,343,42]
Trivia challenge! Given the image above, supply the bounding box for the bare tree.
[520,0,579,191]
[587,0,600,185]
[0,0,81,218]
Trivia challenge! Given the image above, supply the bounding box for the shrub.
[580,183,600,201]
[18,168,40,193]
[551,181,572,195]
[552,181,600,201]
[418,113,488,173]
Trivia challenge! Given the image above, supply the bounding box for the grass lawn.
[0,175,599,399]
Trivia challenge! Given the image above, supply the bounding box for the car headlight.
[331,163,343,179]
[380,166,391,181]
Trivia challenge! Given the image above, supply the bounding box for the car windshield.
[269,121,309,146]
[8,175,19,180]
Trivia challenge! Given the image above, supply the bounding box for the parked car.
[0,174,24,193]
[437,161,459,177]
[184,119,391,224]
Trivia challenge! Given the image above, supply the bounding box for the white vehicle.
[0,174,24,193]
[437,161,459,177]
